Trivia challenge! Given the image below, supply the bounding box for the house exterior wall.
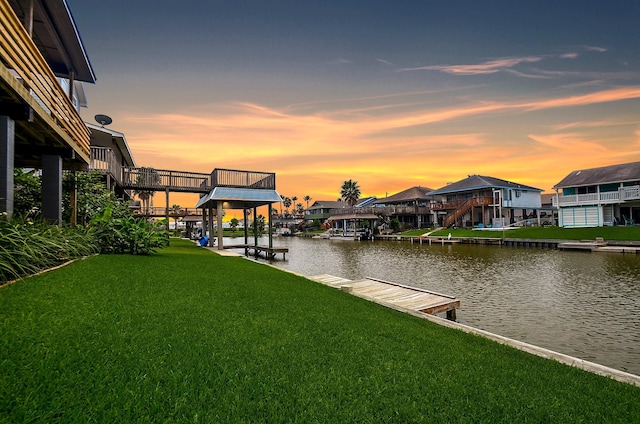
[555,181,640,227]
[502,189,541,209]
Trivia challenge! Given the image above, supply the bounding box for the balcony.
[211,168,276,190]
[553,186,640,207]
[122,167,212,193]
[329,205,432,217]
[90,147,122,184]
[0,0,91,164]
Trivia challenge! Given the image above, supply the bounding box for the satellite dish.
[94,114,113,127]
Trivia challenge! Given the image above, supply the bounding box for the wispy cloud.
[118,85,640,199]
[521,87,640,110]
[400,56,543,75]
[583,45,608,53]
[329,58,352,65]
[400,49,610,78]
[376,58,394,66]
[550,119,640,131]
[528,132,608,153]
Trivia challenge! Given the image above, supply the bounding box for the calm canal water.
[226,235,640,376]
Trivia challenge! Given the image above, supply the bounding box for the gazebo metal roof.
[196,186,282,210]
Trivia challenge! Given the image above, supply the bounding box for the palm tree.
[283,197,292,214]
[134,167,160,213]
[169,204,182,231]
[291,196,298,211]
[296,203,304,216]
[303,195,312,209]
[340,179,361,206]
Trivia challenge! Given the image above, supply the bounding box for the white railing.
[621,186,640,201]
[553,185,640,206]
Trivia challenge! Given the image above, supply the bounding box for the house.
[87,123,136,198]
[372,186,435,228]
[304,200,347,222]
[0,0,96,222]
[354,196,377,208]
[553,161,640,227]
[429,175,543,228]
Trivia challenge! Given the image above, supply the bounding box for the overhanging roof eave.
[196,187,282,209]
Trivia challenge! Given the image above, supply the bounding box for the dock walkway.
[221,244,289,259]
[310,274,459,320]
[558,240,640,253]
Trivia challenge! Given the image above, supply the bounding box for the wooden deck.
[310,274,460,320]
[558,240,608,251]
[223,244,289,260]
[558,241,640,254]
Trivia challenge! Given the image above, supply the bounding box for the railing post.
[165,188,170,231]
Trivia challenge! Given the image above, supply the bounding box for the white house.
[553,161,640,227]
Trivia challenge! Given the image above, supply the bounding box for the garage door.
[560,206,601,227]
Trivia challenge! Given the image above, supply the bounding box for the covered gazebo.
[195,169,282,251]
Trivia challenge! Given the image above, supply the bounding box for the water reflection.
[226,236,640,375]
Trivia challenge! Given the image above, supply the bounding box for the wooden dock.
[558,240,640,254]
[558,240,608,251]
[310,274,460,320]
[222,244,289,259]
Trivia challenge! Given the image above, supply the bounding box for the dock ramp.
[310,274,459,320]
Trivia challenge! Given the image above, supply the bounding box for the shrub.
[90,205,169,255]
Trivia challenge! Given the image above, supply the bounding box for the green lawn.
[1,239,638,422]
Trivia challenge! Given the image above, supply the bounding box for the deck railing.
[122,167,212,193]
[133,207,202,217]
[620,186,640,201]
[89,147,122,184]
[553,186,640,206]
[328,205,432,216]
[211,168,276,189]
[442,196,493,228]
[0,0,90,158]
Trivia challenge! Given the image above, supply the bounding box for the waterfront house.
[553,161,640,227]
[304,200,347,222]
[0,0,96,222]
[87,123,136,198]
[372,186,435,229]
[429,175,543,228]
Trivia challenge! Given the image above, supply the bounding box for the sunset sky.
[71,1,640,209]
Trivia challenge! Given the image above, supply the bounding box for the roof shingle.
[554,161,640,189]
[430,175,541,195]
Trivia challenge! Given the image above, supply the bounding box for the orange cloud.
[110,86,640,208]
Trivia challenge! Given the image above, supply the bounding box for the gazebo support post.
[202,207,207,239]
[208,204,214,247]
[243,208,249,256]
[165,188,170,231]
[268,203,273,249]
[216,201,223,249]
[253,206,258,253]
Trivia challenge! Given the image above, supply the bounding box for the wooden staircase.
[443,197,493,228]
